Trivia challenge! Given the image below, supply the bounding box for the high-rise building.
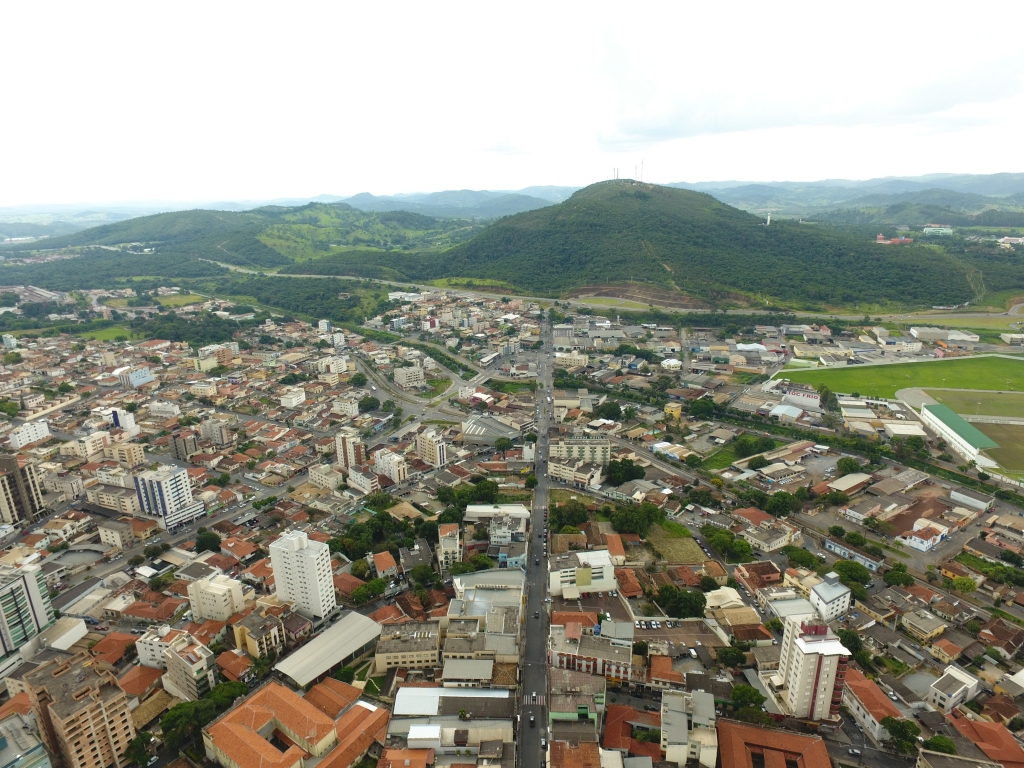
[318,319,332,333]
[165,636,218,702]
[1,334,17,350]
[269,530,336,622]
[199,419,233,446]
[9,421,50,450]
[335,428,366,470]
[134,465,206,530]
[437,523,461,573]
[416,430,448,468]
[170,430,198,461]
[777,620,850,721]
[110,408,136,432]
[0,564,55,676]
[0,456,45,524]
[24,653,136,768]
[374,449,408,484]
[117,366,155,389]
[188,575,247,622]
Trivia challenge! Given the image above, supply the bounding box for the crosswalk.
[522,693,546,706]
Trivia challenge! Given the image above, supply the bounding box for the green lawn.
[156,293,207,307]
[659,519,692,538]
[782,356,1024,399]
[926,390,1024,418]
[976,423,1024,470]
[78,326,138,340]
[704,439,780,470]
[416,377,451,399]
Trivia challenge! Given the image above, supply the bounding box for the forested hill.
[423,182,974,306]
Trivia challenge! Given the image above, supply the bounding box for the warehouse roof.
[922,404,999,449]
[274,611,381,687]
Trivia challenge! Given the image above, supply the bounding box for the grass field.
[782,356,1024,399]
[78,326,137,340]
[581,297,650,309]
[550,489,597,507]
[416,377,450,399]
[647,523,704,563]
[157,293,206,307]
[704,439,781,470]
[976,423,1024,470]
[926,390,1024,417]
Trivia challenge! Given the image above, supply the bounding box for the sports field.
[157,293,206,307]
[976,423,1024,470]
[782,356,1024,399]
[926,390,1024,418]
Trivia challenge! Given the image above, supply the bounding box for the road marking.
[522,693,546,705]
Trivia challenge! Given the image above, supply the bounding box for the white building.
[548,550,616,599]
[776,620,850,721]
[269,530,336,622]
[318,319,332,333]
[416,430,448,468]
[661,690,717,768]
[164,634,218,701]
[809,573,851,622]
[374,449,409,484]
[9,421,50,449]
[919,403,999,468]
[134,465,206,530]
[928,665,981,713]
[0,564,55,677]
[335,428,365,470]
[437,523,461,573]
[188,575,248,622]
[394,365,426,389]
[842,668,901,744]
[280,388,306,409]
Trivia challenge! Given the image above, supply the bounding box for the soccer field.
[782,356,1024,399]
[926,390,1024,418]
[976,423,1024,470]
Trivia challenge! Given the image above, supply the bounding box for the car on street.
[848,749,861,756]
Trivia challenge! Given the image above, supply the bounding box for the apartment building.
[117,366,154,388]
[188,575,248,622]
[548,433,612,465]
[548,623,645,684]
[335,428,366,470]
[199,419,233,446]
[138,626,190,669]
[842,668,901,743]
[0,564,55,675]
[346,466,379,495]
[416,429,448,467]
[437,523,461,573]
[9,421,50,449]
[86,484,142,517]
[661,690,718,768]
[61,431,109,459]
[548,550,616,598]
[134,465,206,530]
[280,389,306,408]
[269,530,336,621]
[374,621,441,673]
[775,620,850,721]
[170,430,198,461]
[809,573,852,622]
[0,456,46,525]
[165,638,217,701]
[101,443,145,469]
[24,653,136,768]
[232,611,284,659]
[97,520,133,551]
[374,450,409,484]
[394,365,425,389]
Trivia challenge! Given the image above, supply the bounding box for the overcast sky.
[3,2,1024,206]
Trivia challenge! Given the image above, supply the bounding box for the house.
[948,715,1024,768]
[929,666,981,713]
[842,668,901,744]
[980,618,1024,661]
[902,610,947,643]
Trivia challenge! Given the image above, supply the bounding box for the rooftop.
[716,719,832,768]
[274,611,382,687]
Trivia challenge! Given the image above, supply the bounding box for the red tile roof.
[118,665,165,697]
[844,668,900,722]
[216,651,254,682]
[716,719,832,768]
[649,655,683,684]
[90,632,139,666]
[318,703,390,768]
[304,678,361,718]
[603,705,661,758]
[949,714,1024,768]
[615,568,643,598]
[334,572,365,598]
[551,611,599,627]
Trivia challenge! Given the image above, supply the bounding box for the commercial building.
[274,611,381,688]
[929,666,981,713]
[188,575,248,622]
[97,520,133,551]
[549,433,612,465]
[117,366,154,389]
[0,709,50,768]
[842,668,900,743]
[809,573,851,622]
[0,456,46,525]
[24,653,136,768]
[773,620,849,721]
[394,365,425,389]
[902,609,947,642]
[102,443,144,469]
[920,403,1000,468]
[661,689,718,768]
[548,550,616,598]
[549,623,645,685]
[134,466,205,531]
[269,530,337,621]
[280,388,306,409]
[0,564,55,676]
[374,621,441,674]
[9,421,50,449]
[415,430,448,467]
[170,430,198,461]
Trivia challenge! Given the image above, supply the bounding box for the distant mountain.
[341,189,555,218]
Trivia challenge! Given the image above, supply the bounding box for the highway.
[519,319,553,768]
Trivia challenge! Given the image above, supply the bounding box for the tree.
[634,728,660,743]
[128,555,145,567]
[782,546,816,569]
[880,717,920,754]
[143,545,162,559]
[883,563,914,587]
[689,398,714,419]
[195,530,222,554]
[606,459,646,487]
[335,666,356,683]
[632,641,649,656]
[952,576,977,593]
[699,576,719,592]
[965,619,982,635]
[747,455,769,470]
[765,618,784,633]
[592,401,622,421]
[765,491,797,517]
[836,457,862,476]
[734,707,774,726]
[611,502,664,537]
[525,474,538,489]
[922,735,956,754]
[560,525,581,534]
[833,560,871,586]
[716,646,747,668]
[470,553,494,571]
[845,532,867,547]
[350,559,370,579]
[494,437,513,458]
[732,684,766,710]
[350,372,367,386]
[358,396,380,413]
[122,732,153,767]
[2,352,22,365]
[727,538,753,561]
[829,525,847,539]
[685,454,703,468]
[656,585,707,619]
[408,564,436,588]
[837,629,863,655]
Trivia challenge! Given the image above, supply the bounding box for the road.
[520,320,553,767]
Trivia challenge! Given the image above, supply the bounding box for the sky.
[3,2,1024,206]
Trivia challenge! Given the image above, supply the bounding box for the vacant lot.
[783,356,1024,399]
[157,293,207,307]
[976,423,1024,470]
[926,390,1024,418]
[647,522,705,563]
[78,326,135,340]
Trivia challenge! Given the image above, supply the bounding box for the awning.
[563,586,580,599]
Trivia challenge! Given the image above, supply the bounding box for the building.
[928,666,981,713]
[842,668,900,743]
[280,388,306,409]
[902,609,947,642]
[549,624,645,685]
[920,404,1000,468]
[24,653,136,768]
[0,565,55,677]
[775,620,849,721]
[716,719,831,768]
[549,433,612,465]
[661,689,718,768]
[9,421,50,449]
[134,465,206,530]
[1,334,16,350]
[274,612,381,688]
[809,572,851,622]
[951,486,995,512]
[394,365,426,389]
[117,366,154,389]
[102,443,144,469]
[415,430,448,468]
[947,716,1024,768]
[0,709,50,768]
[979,618,1024,660]
[374,450,409,484]
[548,550,616,598]
[437,523,461,573]
[97,520,133,551]
[374,621,441,674]
[199,419,233,446]
[335,428,366,471]
[0,456,45,525]
[269,530,337,621]
[165,636,218,701]
[170,430,198,461]
[188,575,248,622]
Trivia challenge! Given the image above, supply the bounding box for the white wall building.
[280,388,306,409]
[809,573,851,622]
[269,530,336,621]
[928,665,981,713]
[9,421,50,449]
[416,430,448,468]
[548,550,616,599]
[374,449,409,484]
[134,465,206,530]
[188,575,247,622]
[394,365,426,389]
[776,620,850,721]
[661,690,717,768]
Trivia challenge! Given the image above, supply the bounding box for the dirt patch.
[565,283,717,310]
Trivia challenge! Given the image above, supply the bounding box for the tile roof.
[551,611,599,627]
[649,655,683,684]
[0,692,31,719]
[118,665,165,697]
[716,719,832,768]
[318,703,390,768]
[216,651,254,682]
[603,705,661,758]
[550,741,602,768]
[844,668,900,722]
[90,632,140,665]
[304,678,362,719]
[377,750,435,768]
[949,714,1024,768]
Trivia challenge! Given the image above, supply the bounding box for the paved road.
[519,321,553,767]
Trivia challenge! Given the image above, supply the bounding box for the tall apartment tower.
[778,620,850,721]
[0,564,55,676]
[335,428,366,471]
[134,465,205,530]
[0,455,45,524]
[170,430,198,461]
[416,429,448,468]
[269,530,336,621]
[24,653,136,768]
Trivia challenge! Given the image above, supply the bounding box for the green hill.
[291,182,973,307]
